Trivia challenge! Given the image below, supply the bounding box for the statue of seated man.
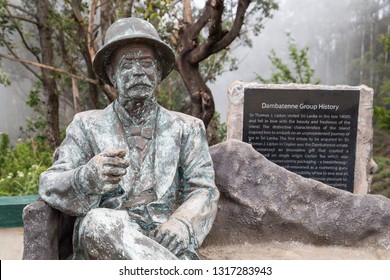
[38,17,219,260]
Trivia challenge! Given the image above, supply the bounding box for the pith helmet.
[93,17,176,86]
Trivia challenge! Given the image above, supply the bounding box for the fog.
[0,60,34,143]
[210,0,356,121]
[0,0,368,141]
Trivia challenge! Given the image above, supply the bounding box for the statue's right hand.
[80,148,129,195]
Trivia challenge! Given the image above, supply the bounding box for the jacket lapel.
[154,107,181,199]
[93,103,128,151]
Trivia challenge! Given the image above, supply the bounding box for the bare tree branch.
[14,28,41,63]
[207,0,224,47]
[1,42,41,81]
[122,0,134,17]
[4,7,42,63]
[210,0,250,52]
[88,0,99,58]
[4,13,39,26]
[189,0,250,64]
[183,0,193,25]
[181,1,213,54]
[100,0,111,45]
[72,77,81,113]
[100,82,117,102]
[70,0,85,27]
[7,3,37,19]
[69,0,100,108]
[0,52,99,85]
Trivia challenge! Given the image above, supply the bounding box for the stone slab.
[227,81,375,194]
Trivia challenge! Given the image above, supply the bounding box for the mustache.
[122,78,152,88]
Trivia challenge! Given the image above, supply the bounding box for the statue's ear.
[106,64,117,88]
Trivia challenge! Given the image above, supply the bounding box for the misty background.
[0,0,383,140]
[210,0,383,120]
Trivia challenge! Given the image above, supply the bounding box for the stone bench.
[22,140,390,259]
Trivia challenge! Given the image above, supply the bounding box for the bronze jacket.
[39,101,219,249]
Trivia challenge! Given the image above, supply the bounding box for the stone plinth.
[227,81,375,194]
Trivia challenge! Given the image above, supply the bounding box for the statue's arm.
[170,119,220,249]
[39,114,100,216]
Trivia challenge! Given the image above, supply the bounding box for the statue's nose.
[133,61,145,76]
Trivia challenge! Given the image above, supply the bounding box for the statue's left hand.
[153,218,189,256]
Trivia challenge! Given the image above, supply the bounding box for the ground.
[200,242,390,260]
[1,227,389,260]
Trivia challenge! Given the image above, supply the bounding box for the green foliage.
[206,112,227,146]
[372,130,390,198]
[371,157,390,198]
[200,50,239,83]
[0,0,279,150]
[157,70,190,113]
[157,70,227,145]
[0,133,52,196]
[373,128,390,158]
[374,37,390,131]
[26,83,41,108]
[25,81,48,140]
[256,33,320,84]
[0,67,10,86]
[214,112,227,142]
[374,103,390,131]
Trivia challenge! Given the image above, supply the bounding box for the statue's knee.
[82,208,125,240]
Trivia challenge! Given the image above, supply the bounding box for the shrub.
[0,133,52,196]
[371,156,390,198]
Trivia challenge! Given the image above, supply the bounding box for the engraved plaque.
[242,88,360,192]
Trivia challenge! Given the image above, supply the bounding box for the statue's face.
[109,44,161,104]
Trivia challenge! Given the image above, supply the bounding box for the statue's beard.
[118,90,156,108]
[117,91,157,124]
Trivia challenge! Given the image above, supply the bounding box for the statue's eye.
[141,60,153,68]
[122,62,134,69]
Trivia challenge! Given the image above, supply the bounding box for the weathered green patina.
[39,18,219,260]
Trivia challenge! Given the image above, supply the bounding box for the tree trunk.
[35,0,60,150]
[72,78,81,113]
[176,0,253,133]
[70,0,99,110]
[46,91,60,149]
[100,1,111,45]
[97,0,119,102]
[176,58,215,129]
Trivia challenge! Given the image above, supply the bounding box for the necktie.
[129,126,153,150]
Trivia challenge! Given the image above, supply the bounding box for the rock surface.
[23,199,75,259]
[203,139,390,249]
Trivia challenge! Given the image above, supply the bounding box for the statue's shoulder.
[72,104,114,125]
[159,106,203,128]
